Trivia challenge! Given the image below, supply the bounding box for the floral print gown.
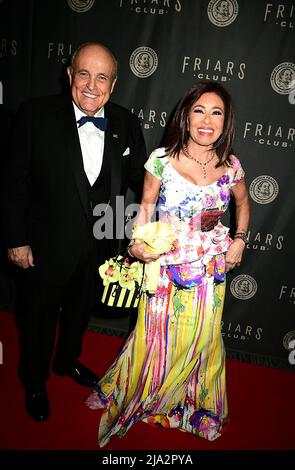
[86,147,245,447]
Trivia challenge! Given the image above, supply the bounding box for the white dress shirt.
[73,102,105,186]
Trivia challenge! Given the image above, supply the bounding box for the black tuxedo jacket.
[2,94,146,283]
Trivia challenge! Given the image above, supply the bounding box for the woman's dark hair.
[164,81,235,167]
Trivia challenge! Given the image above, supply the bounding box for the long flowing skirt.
[86,271,228,447]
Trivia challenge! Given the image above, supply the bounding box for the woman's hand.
[7,245,34,269]
[225,238,245,272]
[128,242,161,263]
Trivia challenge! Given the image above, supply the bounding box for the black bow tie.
[77,115,107,131]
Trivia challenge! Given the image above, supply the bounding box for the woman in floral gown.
[86,82,250,447]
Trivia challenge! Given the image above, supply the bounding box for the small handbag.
[98,250,144,308]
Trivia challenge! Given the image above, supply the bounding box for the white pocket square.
[123,147,130,156]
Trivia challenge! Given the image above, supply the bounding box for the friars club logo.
[243,121,294,149]
[270,62,295,95]
[279,285,295,304]
[130,47,158,78]
[208,0,239,27]
[47,42,73,64]
[283,331,295,349]
[67,0,95,12]
[246,230,283,252]
[221,321,262,341]
[0,39,17,59]
[264,2,294,29]
[131,105,167,130]
[119,0,182,15]
[283,330,295,365]
[182,56,245,82]
[249,176,279,205]
[230,274,257,300]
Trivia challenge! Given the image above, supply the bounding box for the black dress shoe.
[53,361,100,387]
[25,388,50,422]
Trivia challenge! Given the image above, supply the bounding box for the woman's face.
[187,92,225,148]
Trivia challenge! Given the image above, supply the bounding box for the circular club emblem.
[283,330,295,351]
[129,47,158,78]
[230,275,257,300]
[207,0,238,27]
[270,62,295,95]
[67,0,94,13]
[249,175,279,205]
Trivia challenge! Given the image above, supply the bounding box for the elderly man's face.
[68,45,117,116]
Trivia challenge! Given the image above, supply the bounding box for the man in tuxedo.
[2,43,146,421]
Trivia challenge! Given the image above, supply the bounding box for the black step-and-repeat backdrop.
[1,0,294,369]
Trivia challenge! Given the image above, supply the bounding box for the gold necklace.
[183,145,215,179]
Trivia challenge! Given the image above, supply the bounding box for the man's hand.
[8,246,34,269]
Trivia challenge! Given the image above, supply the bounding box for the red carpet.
[0,310,294,451]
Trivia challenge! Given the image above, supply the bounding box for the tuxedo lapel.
[58,97,90,222]
[57,99,124,225]
[104,108,122,206]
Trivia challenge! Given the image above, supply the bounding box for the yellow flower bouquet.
[133,221,176,293]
